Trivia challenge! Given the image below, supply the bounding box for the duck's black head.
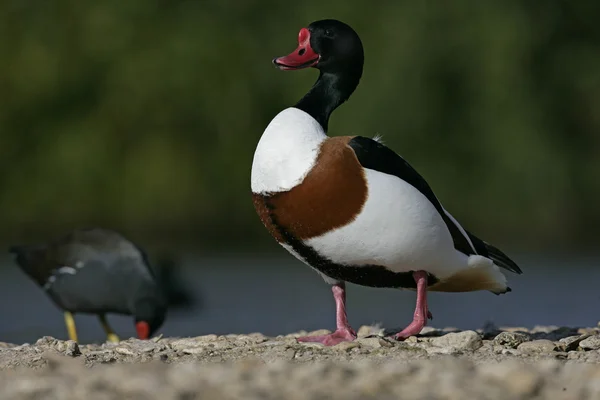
[273,19,364,75]
[272,19,364,132]
[133,297,167,339]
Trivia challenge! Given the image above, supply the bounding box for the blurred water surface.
[1,253,598,344]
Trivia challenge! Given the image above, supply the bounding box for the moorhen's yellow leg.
[99,314,120,343]
[64,311,78,342]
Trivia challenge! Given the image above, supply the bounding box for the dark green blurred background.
[1,0,599,253]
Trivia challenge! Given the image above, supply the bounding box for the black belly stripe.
[263,197,439,289]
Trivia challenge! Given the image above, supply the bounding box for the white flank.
[251,108,326,194]
[305,168,504,286]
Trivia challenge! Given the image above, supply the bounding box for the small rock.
[54,341,67,353]
[430,331,483,352]
[182,347,206,355]
[171,338,209,351]
[356,325,383,338]
[404,336,418,343]
[64,340,80,357]
[501,348,521,356]
[426,346,460,355]
[517,339,556,353]
[559,334,591,351]
[333,341,360,352]
[296,342,324,349]
[35,336,57,347]
[152,334,164,342]
[114,346,136,356]
[233,335,255,344]
[579,335,600,350]
[494,331,531,348]
[356,337,394,349]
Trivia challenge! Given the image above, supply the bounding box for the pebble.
[182,347,206,355]
[579,335,600,351]
[559,334,591,351]
[115,346,136,356]
[332,341,360,352]
[494,331,531,348]
[517,340,556,353]
[356,337,394,349]
[2,325,600,387]
[356,325,383,338]
[430,330,483,352]
[63,341,81,357]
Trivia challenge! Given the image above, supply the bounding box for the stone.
[579,335,600,351]
[559,334,591,351]
[493,331,531,348]
[356,325,382,338]
[182,347,206,355]
[332,341,360,352]
[501,348,521,356]
[35,336,58,347]
[63,341,81,357]
[430,331,483,352]
[517,340,556,353]
[356,337,394,349]
[170,338,201,351]
[114,346,136,356]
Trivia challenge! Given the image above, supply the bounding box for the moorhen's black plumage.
[9,228,167,342]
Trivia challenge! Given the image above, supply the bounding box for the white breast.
[305,168,467,279]
[251,108,326,194]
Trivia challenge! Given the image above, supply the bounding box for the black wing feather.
[348,136,522,275]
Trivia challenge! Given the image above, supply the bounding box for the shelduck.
[9,228,167,343]
[251,19,522,346]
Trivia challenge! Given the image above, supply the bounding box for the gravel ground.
[2,325,600,399]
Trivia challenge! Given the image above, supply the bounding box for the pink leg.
[394,270,432,340]
[297,282,357,346]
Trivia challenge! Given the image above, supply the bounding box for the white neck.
[251,108,327,194]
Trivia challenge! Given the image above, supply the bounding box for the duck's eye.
[324,29,334,38]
